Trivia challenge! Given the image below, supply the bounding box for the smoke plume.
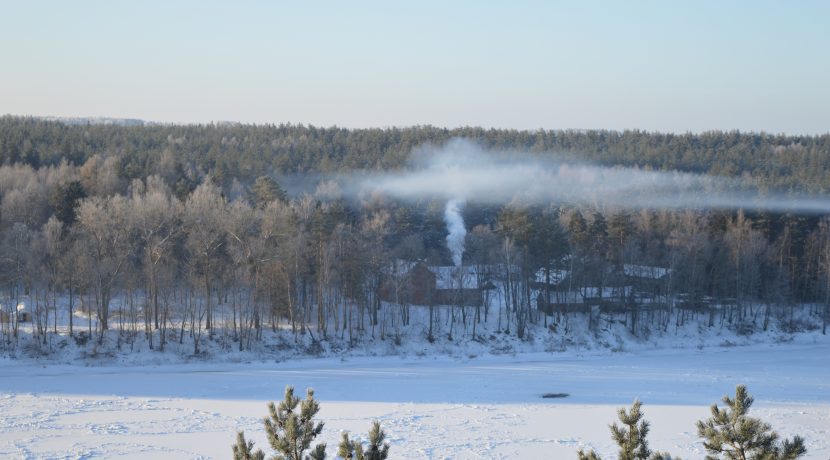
[351,138,830,214]
[339,138,830,265]
[444,199,466,267]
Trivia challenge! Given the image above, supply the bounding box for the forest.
[0,115,828,353]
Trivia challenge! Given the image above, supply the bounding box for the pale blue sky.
[1,1,828,133]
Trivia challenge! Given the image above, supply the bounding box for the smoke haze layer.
[352,138,830,214]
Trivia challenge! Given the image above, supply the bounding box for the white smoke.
[444,199,466,267]
[350,138,830,214]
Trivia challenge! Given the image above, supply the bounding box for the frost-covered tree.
[75,194,134,339]
[0,222,32,339]
[224,199,265,349]
[183,180,227,335]
[131,177,183,348]
[696,385,806,460]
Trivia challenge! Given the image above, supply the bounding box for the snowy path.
[1,343,828,459]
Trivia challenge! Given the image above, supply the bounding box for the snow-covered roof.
[534,268,570,285]
[384,261,486,290]
[382,260,419,277]
[623,264,671,280]
[581,286,632,298]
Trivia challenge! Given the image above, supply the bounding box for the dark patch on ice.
[541,392,569,399]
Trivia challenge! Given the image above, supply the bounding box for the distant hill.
[37,116,147,126]
[2,115,829,191]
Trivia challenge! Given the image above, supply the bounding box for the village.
[378,259,677,314]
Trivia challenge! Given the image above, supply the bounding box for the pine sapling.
[232,431,265,460]
[610,399,652,460]
[575,400,680,460]
[363,421,390,460]
[696,384,806,460]
[337,432,365,460]
[337,421,390,460]
[577,449,602,460]
[264,386,326,460]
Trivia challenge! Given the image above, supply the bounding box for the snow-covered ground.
[1,341,828,459]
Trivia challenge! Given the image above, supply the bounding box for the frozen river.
[1,342,828,458]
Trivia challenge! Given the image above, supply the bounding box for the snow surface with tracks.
[1,339,828,459]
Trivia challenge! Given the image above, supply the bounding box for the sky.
[1,1,828,134]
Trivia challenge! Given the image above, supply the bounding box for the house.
[621,264,672,298]
[429,265,489,307]
[379,261,489,307]
[379,261,437,306]
[534,263,672,315]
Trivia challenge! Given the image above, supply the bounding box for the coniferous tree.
[232,431,265,460]
[607,211,633,267]
[650,454,679,460]
[337,431,364,460]
[49,180,86,227]
[251,176,288,207]
[576,449,602,460]
[264,386,326,460]
[576,400,679,460]
[362,421,390,460]
[696,385,806,460]
[610,399,652,460]
[336,421,390,460]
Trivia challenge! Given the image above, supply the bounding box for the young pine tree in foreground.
[265,386,327,460]
[337,421,390,460]
[232,386,391,460]
[233,386,326,460]
[232,431,265,460]
[696,384,806,460]
[577,449,602,460]
[610,399,652,460]
[577,400,677,460]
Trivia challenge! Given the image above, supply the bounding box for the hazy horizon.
[6,114,830,137]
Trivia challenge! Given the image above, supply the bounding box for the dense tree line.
[3,116,830,191]
[0,117,828,352]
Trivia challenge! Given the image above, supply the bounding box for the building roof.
[623,264,671,280]
[534,268,571,285]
